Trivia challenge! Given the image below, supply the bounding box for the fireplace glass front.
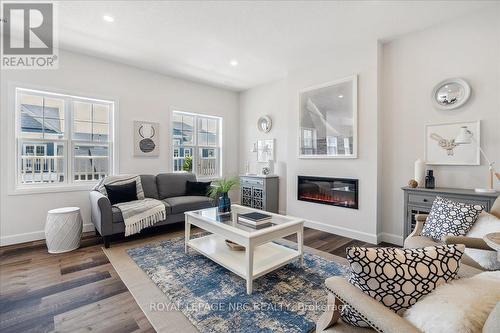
[297,176,358,209]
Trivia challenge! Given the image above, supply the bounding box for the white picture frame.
[425,120,480,165]
[257,139,275,163]
[134,121,159,157]
[298,75,358,159]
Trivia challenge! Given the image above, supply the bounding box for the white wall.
[0,50,239,245]
[238,7,499,245]
[239,42,381,243]
[380,9,500,242]
[239,80,288,213]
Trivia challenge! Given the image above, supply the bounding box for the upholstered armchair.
[404,195,500,270]
[316,263,492,333]
[316,277,421,333]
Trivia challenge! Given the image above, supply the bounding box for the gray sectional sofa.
[89,173,214,248]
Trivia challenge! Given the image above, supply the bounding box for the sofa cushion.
[341,245,465,328]
[157,173,196,199]
[140,174,159,199]
[186,180,211,196]
[164,196,213,214]
[421,196,483,241]
[105,181,138,205]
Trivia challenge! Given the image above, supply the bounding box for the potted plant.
[182,156,193,172]
[208,177,239,213]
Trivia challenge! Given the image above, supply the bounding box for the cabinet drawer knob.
[423,199,428,202]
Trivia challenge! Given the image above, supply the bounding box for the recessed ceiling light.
[338,95,344,98]
[229,59,238,67]
[102,15,115,23]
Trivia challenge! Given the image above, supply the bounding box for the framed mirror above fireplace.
[298,75,358,159]
[297,176,358,209]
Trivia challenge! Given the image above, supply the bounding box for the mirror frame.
[431,78,471,111]
[257,115,272,133]
[298,74,358,159]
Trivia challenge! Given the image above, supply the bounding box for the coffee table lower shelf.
[187,234,300,293]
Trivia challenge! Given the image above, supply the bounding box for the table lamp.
[455,126,499,193]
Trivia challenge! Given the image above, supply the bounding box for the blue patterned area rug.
[127,237,347,333]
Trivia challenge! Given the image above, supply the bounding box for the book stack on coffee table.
[237,212,272,229]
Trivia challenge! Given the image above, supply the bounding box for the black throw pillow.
[186,181,211,196]
[105,181,138,205]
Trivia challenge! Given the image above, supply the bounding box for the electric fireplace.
[297,176,358,209]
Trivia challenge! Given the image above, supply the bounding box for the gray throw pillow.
[341,245,465,328]
[421,196,483,241]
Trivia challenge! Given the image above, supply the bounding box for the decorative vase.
[414,159,425,188]
[425,170,435,189]
[218,192,231,213]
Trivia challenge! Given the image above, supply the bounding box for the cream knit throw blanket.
[94,175,166,236]
[114,198,166,236]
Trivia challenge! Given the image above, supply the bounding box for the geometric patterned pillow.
[421,196,483,241]
[341,245,465,328]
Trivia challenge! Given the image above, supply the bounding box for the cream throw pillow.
[404,271,500,333]
[465,212,500,270]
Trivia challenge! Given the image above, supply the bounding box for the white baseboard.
[377,232,404,246]
[0,223,95,247]
[304,219,378,244]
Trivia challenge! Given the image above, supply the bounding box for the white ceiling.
[58,1,495,91]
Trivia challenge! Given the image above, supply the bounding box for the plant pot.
[218,193,231,213]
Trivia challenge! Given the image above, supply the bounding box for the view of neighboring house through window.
[16,88,114,186]
[301,128,317,155]
[172,111,221,179]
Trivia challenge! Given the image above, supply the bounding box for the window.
[172,111,221,179]
[301,128,317,155]
[16,88,115,187]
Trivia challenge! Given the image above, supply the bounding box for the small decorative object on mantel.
[425,121,480,165]
[208,177,239,214]
[425,170,435,189]
[408,179,418,188]
[257,115,272,133]
[431,78,471,110]
[134,121,159,156]
[414,159,426,188]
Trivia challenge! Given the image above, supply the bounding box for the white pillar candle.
[414,159,426,188]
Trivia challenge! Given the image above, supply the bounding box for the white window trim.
[7,82,119,195]
[170,109,223,181]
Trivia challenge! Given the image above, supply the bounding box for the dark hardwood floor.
[0,224,397,333]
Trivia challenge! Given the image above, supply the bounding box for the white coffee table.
[185,204,304,294]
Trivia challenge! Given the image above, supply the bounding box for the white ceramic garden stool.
[45,207,82,254]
